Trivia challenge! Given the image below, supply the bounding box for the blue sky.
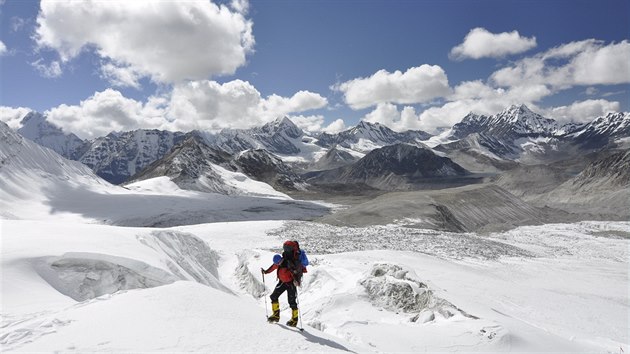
[0,0,629,138]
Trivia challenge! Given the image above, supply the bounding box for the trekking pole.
[261,270,268,318]
[296,288,304,332]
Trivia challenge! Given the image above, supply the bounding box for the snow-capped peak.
[460,112,487,124]
[355,120,414,137]
[16,111,86,160]
[261,116,302,138]
[572,111,630,138]
[484,104,558,136]
[448,104,560,143]
[503,104,535,119]
[355,120,381,129]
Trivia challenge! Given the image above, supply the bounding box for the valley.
[13,104,630,232]
[1,104,629,353]
[2,2,628,352]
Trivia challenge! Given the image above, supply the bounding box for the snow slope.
[2,219,628,352]
[0,122,329,225]
[0,121,114,221]
[1,220,359,352]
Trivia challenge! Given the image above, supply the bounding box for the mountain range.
[7,103,630,223]
[16,104,629,184]
[306,143,469,190]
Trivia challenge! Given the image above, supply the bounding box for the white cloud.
[405,79,554,133]
[360,78,555,134]
[360,101,490,134]
[602,90,627,97]
[0,40,7,56]
[100,62,142,89]
[322,119,347,134]
[544,99,620,124]
[412,39,628,133]
[450,28,536,60]
[0,106,32,129]
[363,103,421,132]
[166,80,327,131]
[273,113,346,135]
[260,91,328,118]
[44,81,328,138]
[358,39,629,134]
[333,65,451,110]
[166,80,261,131]
[35,0,254,84]
[413,39,629,133]
[31,59,62,78]
[288,115,326,133]
[584,87,598,96]
[46,89,165,139]
[491,40,630,89]
[230,0,250,14]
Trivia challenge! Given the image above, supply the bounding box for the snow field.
[1,219,628,352]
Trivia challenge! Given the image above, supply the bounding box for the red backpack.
[279,240,303,285]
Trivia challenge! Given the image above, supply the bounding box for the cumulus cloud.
[333,65,451,109]
[405,39,630,133]
[361,100,491,134]
[288,115,326,133]
[360,79,556,133]
[166,80,328,131]
[260,91,328,118]
[100,62,142,89]
[450,28,536,60]
[322,119,347,134]
[43,81,328,138]
[543,99,620,124]
[35,0,254,85]
[0,40,7,56]
[45,89,165,139]
[363,103,423,132]
[491,40,630,88]
[0,106,32,129]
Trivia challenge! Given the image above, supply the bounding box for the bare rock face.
[235,149,307,191]
[127,135,241,194]
[130,136,306,194]
[79,129,187,184]
[492,164,572,200]
[310,146,359,171]
[536,149,630,218]
[571,149,630,187]
[203,117,304,155]
[317,184,543,232]
[307,143,469,190]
